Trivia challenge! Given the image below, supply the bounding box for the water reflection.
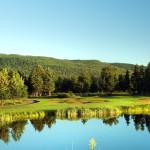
[30,111,56,132]
[0,108,150,143]
[132,114,150,132]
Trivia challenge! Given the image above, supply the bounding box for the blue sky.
[0,0,149,65]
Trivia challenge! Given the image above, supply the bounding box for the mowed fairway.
[0,95,150,113]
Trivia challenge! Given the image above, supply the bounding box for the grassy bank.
[0,95,150,113]
[0,105,150,127]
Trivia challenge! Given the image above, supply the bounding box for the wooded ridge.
[0,53,135,77]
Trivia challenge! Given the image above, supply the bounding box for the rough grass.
[0,95,150,113]
[1,106,150,127]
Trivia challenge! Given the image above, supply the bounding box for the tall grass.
[57,107,122,120]
[0,105,150,127]
[0,111,45,127]
[121,105,150,114]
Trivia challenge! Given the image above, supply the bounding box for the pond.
[0,109,150,150]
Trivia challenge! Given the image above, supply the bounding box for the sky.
[0,0,150,65]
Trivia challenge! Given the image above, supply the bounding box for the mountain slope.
[110,63,135,71]
[0,54,135,77]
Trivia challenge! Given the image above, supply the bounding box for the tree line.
[0,63,150,104]
[54,63,150,95]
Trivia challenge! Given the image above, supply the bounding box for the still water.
[0,113,150,150]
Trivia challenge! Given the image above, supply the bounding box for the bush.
[57,92,75,98]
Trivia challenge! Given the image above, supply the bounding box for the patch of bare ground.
[88,100,105,102]
[72,102,83,104]
[71,100,105,105]
[138,99,150,103]
[49,100,66,103]
[64,98,76,100]
[48,99,105,104]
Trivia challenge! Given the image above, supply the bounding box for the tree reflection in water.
[30,111,56,132]
[124,114,130,126]
[0,108,150,143]
[10,120,27,141]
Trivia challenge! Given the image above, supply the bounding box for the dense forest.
[0,54,135,77]
[0,54,150,104]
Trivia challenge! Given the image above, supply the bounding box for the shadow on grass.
[29,96,58,99]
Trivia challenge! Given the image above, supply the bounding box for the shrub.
[57,92,75,98]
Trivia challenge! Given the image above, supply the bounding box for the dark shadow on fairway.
[29,96,58,99]
[28,100,40,104]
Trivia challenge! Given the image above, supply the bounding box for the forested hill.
[110,63,137,70]
[0,54,135,77]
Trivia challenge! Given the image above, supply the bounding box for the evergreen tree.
[90,76,102,93]
[76,71,91,93]
[0,68,9,106]
[28,65,45,96]
[60,76,77,93]
[117,74,125,91]
[9,70,27,102]
[145,63,150,93]
[138,65,145,94]
[28,65,55,96]
[43,68,55,96]
[61,78,72,92]
[124,70,131,92]
[130,64,141,94]
[55,77,63,92]
[70,76,78,92]
[101,66,118,94]
[18,71,29,87]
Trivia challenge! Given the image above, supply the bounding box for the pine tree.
[117,74,125,91]
[55,77,63,92]
[43,68,55,96]
[0,68,9,106]
[28,65,55,96]
[138,65,145,94]
[28,65,45,96]
[9,70,27,102]
[101,66,118,94]
[124,70,130,92]
[145,63,150,93]
[76,71,91,93]
[130,64,141,94]
[90,76,102,93]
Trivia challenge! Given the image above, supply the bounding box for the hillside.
[0,54,135,77]
[110,63,136,70]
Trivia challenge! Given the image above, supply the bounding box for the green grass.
[1,105,150,127]
[0,95,150,113]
